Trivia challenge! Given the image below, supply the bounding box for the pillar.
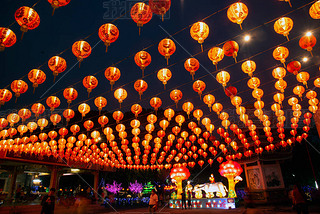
[49,166,60,190]
[93,171,99,200]
[5,166,17,203]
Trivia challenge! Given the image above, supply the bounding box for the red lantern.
[94,96,107,114]
[130,2,152,35]
[72,41,91,66]
[105,67,121,90]
[0,28,16,51]
[158,38,176,65]
[149,0,171,21]
[98,23,119,52]
[28,69,46,92]
[83,76,98,96]
[299,33,317,56]
[225,86,237,97]
[0,89,12,106]
[11,80,28,101]
[223,41,239,63]
[286,61,301,75]
[14,6,40,39]
[63,88,78,105]
[48,56,67,81]
[31,103,45,118]
[184,58,200,80]
[46,96,60,112]
[48,0,70,15]
[134,51,151,77]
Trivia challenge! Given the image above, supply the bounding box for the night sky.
[1,0,320,187]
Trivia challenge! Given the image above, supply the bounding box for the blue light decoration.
[129,180,143,194]
[169,198,236,209]
[106,180,122,194]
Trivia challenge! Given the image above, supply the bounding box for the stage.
[169,198,236,209]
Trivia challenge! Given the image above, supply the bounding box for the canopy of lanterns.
[0,0,320,171]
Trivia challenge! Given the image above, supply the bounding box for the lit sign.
[169,198,235,209]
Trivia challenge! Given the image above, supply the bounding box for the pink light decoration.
[106,180,122,194]
[129,180,143,194]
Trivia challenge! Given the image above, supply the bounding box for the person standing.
[292,184,309,214]
[187,190,192,209]
[41,188,56,214]
[181,189,186,209]
[149,189,158,214]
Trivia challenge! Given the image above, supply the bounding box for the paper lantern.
[275,79,287,93]
[78,103,90,117]
[309,1,320,19]
[149,0,171,21]
[225,86,237,97]
[286,61,301,75]
[147,114,157,124]
[190,21,209,51]
[299,33,317,56]
[184,58,199,80]
[175,115,185,127]
[203,94,215,110]
[98,116,109,128]
[113,111,124,124]
[219,160,243,198]
[272,67,286,79]
[134,51,151,77]
[241,60,256,77]
[114,88,127,108]
[170,89,182,107]
[14,6,40,39]
[193,109,203,124]
[17,125,28,136]
[157,68,172,89]
[31,103,45,118]
[134,79,148,99]
[105,67,121,90]
[273,46,289,66]
[150,97,162,112]
[63,109,74,123]
[28,69,46,92]
[72,40,91,66]
[296,72,310,86]
[98,23,119,52]
[94,96,107,114]
[0,28,16,51]
[0,89,12,106]
[48,56,67,81]
[247,77,260,89]
[212,103,223,115]
[274,17,293,41]
[182,102,194,118]
[223,41,239,63]
[170,166,190,199]
[84,120,94,131]
[216,71,230,87]
[208,47,224,70]
[11,80,28,101]
[37,118,48,131]
[227,2,248,30]
[193,80,206,98]
[130,2,152,35]
[48,0,70,15]
[158,38,176,65]
[131,104,142,118]
[83,76,98,96]
[18,108,31,123]
[252,88,264,100]
[50,114,61,126]
[63,88,78,105]
[46,96,60,112]
[7,113,20,127]
[164,108,175,121]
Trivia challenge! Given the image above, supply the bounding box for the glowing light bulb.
[302,57,308,62]
[306,31,312,37]
[244,35,251,42]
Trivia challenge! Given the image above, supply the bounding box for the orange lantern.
[193,80,206,98]
[309,1,320,19]
[28,69,46,93]
[150,97,162,113]
[273,46,289,66]
[0,89,12,106]
[48,0,70,15]
[131,104,142,118]
[50,114,61,126]
[273,93,284,105]
[184,58,200,80]
[11,80,28,101]
[227,2,248,30]
[274,17,293,41]
[134,79,148,100]
[203,94,215,111]
[63,109,74,122]
[37,118,48,131]
[134,51,151,77]
[147,114,157,124]
[158,38,176,65]
[157,68,172,89]
[78,103,90,117]
[98,23,119,52]
[252,88,264,100]
[46,96,60,112]
[175,115,185,127]
[0,28,16,51]
[208,47,224,70]
[83,76,98,96]
[164,108,175,121]
[190,21,209,52]
[247,77,260,89]
[84,120,94,131]
[170,89,182,107]
[114,88,127,108]
[113,111,124,123]
[182,102,194,118]
[296,72,310,87]
[94,96,107,114]
[272,67,286,79]
[223,41,239,63]
[7,113,20,127]
[130,2,152,35]
[72,40,91,66]
[17,125,28,136]
[105,67,121,90]
[216,71,230,87]
[212,103,223,115]
[275,79,287,93]
[63,88,78,105]
[48,56,67,81]
[193,109,203,124]
[299,33,317,56]
[18,108,31,123]
[241,60,256,77]
[14,6,40,39]
[31,103,45,118]
[149,0,171,21]
[27,122,37,133]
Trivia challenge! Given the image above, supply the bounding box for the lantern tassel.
[286,35,290,41]
[15,97,17,103]
[21,32,25,40]
[142,69,144,78]
[139,27,141,36]
[166,57,169,65]
[162,14,164,22]
[201,44,203,52]
[209,107,211,112]
[53,76,56,83]
[239,24,243,30]
[99,109,101,115]
[164,84,166,90]
[192,74,194,81]
[234,57,237,64]
[288,0,292,7]
[139,93,142,100]
[119,103,121,109]
[175,102,178,109]
[33,87,35,94]
[52,8,56,16]
[215,64,218,71]
[310,51,313,57]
